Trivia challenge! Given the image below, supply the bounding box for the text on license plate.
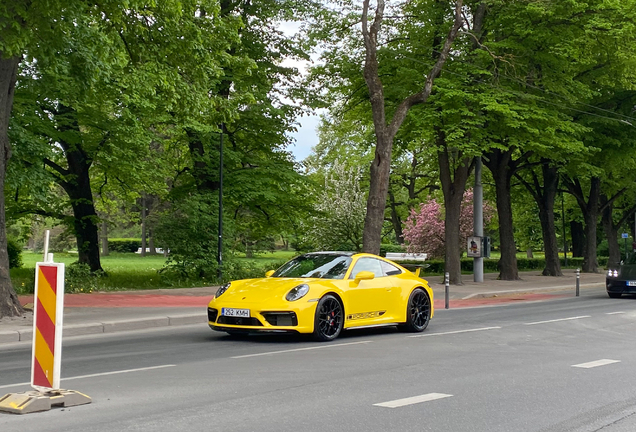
[627,281,636,287]
[222,308,250,317]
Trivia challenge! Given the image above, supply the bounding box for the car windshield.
[272,254,352,279]
[625,253,636,265]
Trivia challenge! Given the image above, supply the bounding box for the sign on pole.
[31,262,65,390]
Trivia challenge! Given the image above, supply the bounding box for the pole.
[474,157,483,282]
[218,127,224,281]
[576,268,580,297]
[445,272,450,309]
[562,193,567,267]
[43,230,50,262]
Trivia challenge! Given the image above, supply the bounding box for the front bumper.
[606,278,636,294]
[207,300,317,334]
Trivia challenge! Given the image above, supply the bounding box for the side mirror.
[354,271,375,282]
[265,270,275,278]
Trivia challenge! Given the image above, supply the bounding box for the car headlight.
[215,283,231,298]
[607,269,619,278]
[286,284,309,302]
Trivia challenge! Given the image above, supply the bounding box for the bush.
[379,244,405,256]
[65,262,105,293]
[109,238,142,253]
[395,256,610,274]
[8,239,23,269]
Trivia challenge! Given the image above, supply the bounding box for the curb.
[0,313,207,345]
[460,282,605,299]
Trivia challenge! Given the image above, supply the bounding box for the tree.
[403,189,494,259]
[306,160,367,251]
[359,0,464,254]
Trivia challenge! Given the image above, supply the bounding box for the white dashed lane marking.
[572,359,621,369]
[374,393,453,408]
[230,340,372,359]
[408,327,501,338]
[606,311,625,315]
[524,316,590,326]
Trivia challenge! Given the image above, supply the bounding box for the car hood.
[219,278,328,303]
[620,265,636,279]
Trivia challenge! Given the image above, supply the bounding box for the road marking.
[606,311,625,315]
[0,364,175,390]
[231,340,372,359]
[572,359,620,369]
[524,316,590,325]
[374,393,453,408]
[409,326,501,338]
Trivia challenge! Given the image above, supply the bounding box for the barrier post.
[0,234,91,414]
[576,268,580,297]
[445,272,450,309]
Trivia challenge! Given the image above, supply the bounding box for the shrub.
[8,239,23,269]
[109,238,142,253]
[65,262,105,293]
[379,244,405,256]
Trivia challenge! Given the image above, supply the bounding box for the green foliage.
[7,239,23,269]
[109,239,142,253]
[154,194,223,279]
[379,244,406,256]
[65,262,104,294]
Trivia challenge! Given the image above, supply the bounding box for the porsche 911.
[207,252,433,341]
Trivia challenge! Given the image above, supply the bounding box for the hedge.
[8,239,22,268]
[395,256,609,274]
[108,238,142,253]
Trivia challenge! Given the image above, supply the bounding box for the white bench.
[385,252,428,262]
[136,248,166,254]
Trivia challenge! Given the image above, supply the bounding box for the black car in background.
[606,253,636,298]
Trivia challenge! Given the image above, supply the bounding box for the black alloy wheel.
[313,295,344,341]
[402,288,431,332]
[608,292,622,298]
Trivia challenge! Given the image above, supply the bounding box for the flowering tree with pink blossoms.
[403,190,494,259]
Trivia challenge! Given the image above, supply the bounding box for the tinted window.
[381,260,402,276]
[349,257,384,279]
[273,254,352,279]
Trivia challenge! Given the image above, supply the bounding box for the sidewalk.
[0,269,607,344]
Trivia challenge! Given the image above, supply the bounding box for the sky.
[288,113,321,162]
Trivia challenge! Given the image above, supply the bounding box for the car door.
[344,257,393,327]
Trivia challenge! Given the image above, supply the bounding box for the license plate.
[627,281,636,287]
[221,308,250,317]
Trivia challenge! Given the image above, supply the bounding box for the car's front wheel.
[608,292,622,299]
[313,295,343,341]
[401,288,431,332]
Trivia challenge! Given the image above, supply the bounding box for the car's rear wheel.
[313,295,343,341]
[608,292,622,299]
[401,288,431,332]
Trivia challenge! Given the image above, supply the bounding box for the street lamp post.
[218,128,224,280]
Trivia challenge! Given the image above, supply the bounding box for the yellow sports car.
[207,252,433,341]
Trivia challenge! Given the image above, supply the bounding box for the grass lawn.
[11,250,299,294]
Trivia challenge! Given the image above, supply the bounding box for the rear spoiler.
[401,264,430,277]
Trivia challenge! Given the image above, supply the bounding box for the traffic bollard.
[445,272,450,309]
[576,268,580,297]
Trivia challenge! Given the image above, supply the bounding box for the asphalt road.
[2,290,636,432]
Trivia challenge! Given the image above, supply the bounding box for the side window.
[349,258,384,279]
[380,260,402,276]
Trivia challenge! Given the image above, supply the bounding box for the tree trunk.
[484,149,519,280]
[0,54,23,318]
[63,153,104,273]
[388,190,404,244]
[141,195,147,257]
[101,220,109,256]
[565,176,601,273]
[148,228,157,255]
[363,133,392,254]
[438,142,473,285]
[601,197,620,268]
[570,221,585,257]
[537,164,562,276]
